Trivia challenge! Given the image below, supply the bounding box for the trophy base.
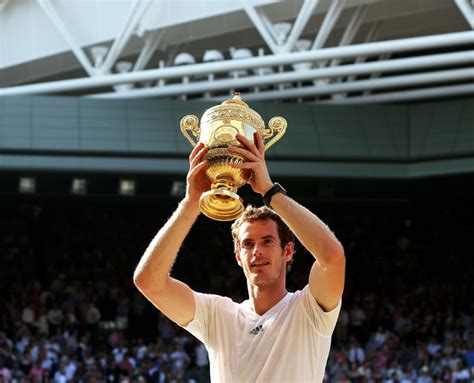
[199,188,244,221]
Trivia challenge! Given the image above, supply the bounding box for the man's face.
[235,219,293,287]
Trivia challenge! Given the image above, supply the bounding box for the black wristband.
[263,183,287,208]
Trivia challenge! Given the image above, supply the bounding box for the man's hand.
[229,132,273,196]
[185,142,211,206]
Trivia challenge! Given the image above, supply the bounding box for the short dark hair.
[231,205,295,272]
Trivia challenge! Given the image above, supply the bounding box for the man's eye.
[264,239,273,245]
[242,242,253,248]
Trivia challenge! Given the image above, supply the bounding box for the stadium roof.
[0,0,473,103]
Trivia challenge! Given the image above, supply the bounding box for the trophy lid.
[201,92,265,134]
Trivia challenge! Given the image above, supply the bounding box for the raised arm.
[133,142,210,326]
[229,133,345,312]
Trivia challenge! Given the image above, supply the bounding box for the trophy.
[180,93,287,221]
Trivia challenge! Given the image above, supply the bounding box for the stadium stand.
[0,195,472,382]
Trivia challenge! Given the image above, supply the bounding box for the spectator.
[335,306,349,346]
[28,361,43,382]
[170,343,191,374]
[0,358,12,383]
[84,301,101,333]
[21,302,35,328]
[53,361,68,383]
[451,361,470,382]
[195,342,209,382]
[417,365,433,383]
[347,336,365,364]
[34,308,49,335]
[47,304,63,333]
[349,303,367,341]
[374,325,390,350]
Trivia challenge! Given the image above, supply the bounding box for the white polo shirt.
[184,285,341,382]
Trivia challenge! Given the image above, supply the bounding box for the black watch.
[263,183,287,208]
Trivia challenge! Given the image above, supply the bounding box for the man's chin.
[248,274,271,286]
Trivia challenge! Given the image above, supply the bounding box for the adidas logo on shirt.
[249,325,264,336]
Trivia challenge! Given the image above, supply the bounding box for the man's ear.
[235,251,243,267]
[284,242,295,262]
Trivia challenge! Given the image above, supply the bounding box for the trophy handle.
[263,116,287,152]
[180,115,200,147]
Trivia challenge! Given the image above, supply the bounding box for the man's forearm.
[269,193,343,266]
[133,198,201,292]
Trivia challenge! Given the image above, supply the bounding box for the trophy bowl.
[180,93,287,221]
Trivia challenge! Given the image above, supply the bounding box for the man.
[134,132,345,382]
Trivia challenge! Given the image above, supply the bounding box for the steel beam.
[318,84,474,104]
[1,32,473,96]
[98,0,152,75]
[133,30,165,72]
[198,68,474,102]
[362,52,391,96]
[241,0,278,54]
[330,4,368,67]
[455,0,474,29]
[330,9,374,98]
[345,22,379,83]
[281,0,319,53]
[36,0,95,76]
[87,54,473,99]
[0,0,10,13]
[259,12,279,44]
[312,0,345,50]
[319,4,368,88]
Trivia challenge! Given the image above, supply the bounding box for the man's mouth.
[251,261,270,268]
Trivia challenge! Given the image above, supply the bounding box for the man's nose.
[252,244,264,255]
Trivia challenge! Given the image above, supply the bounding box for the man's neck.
[247,282,288,316]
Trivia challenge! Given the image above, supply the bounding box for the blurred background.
[0,0,473,382]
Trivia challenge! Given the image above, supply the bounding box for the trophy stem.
[212,175,237,193]
[199,176,244,221]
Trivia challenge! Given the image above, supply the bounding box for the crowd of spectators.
[0,197,472,382]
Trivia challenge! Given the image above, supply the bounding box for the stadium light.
[90,45,109,69]
[19,177,36,193]
[119,179,135,196]
[71,178,87,195]
[114,61,134,91]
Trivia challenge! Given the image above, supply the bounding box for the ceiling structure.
[0,0,473,104]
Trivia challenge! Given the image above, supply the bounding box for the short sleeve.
[300,285,342,336]
[183,290,237,347]
[182,291,215,344]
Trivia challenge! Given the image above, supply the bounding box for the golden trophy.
[180,93,287,221]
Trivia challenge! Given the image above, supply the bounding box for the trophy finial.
[223,92,248,107]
